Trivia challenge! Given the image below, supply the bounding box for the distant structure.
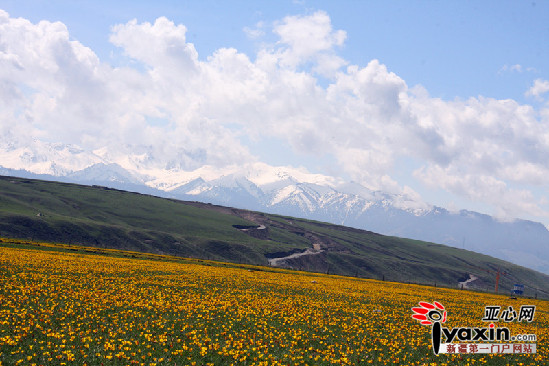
[512,284,524,296]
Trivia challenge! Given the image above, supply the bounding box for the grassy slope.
[1,175,548,297]
[287,218,549,296]
[0,176,277,263]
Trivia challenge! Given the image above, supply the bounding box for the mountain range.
[1,140,548,274]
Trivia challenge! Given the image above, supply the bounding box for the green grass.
[1,175,549,297]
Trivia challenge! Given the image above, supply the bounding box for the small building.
[512,284,524,296]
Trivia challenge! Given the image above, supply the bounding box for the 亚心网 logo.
[411,301,537,355]
[411,301,447,354]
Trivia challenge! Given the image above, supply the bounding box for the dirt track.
[267,248,324,267]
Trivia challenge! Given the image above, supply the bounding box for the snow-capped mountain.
[1,142,548,274]
[68,163,145,185]
[163,172,549,275]
[0,139,104,176]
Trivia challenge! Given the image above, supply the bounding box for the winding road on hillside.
[268,248,324,267]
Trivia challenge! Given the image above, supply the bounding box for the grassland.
[0,176,270,259]
[0,238,547,365]
[2,175,549,295]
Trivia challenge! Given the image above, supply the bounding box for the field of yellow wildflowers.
[0,239,546,365]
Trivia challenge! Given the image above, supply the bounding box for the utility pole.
[492,268,509,294]
[495,269,501,293]
[466,264,507,294]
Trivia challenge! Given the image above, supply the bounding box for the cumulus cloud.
[1,9,549,223]
[0,11,252,171]
[110,17,199,75]
[526,78,549,99]
[272,11,347,77]
[0,9,111,145]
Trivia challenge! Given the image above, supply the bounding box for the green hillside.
[1,174,548,297]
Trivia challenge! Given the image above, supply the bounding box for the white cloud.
[526,78,549,99]
[0,11,253,171]
[499,64,522,73]
[0,9,110,145]
[243,22,265,39]
[110,17,198,73]
[414,165,549,220]
[272,11,347,77]
[499,64,537,74]
[1,9,549,224]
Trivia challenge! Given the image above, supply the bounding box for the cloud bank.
[1,9,548,223]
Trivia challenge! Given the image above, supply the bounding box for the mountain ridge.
[1,144,548,275]
[2,174,549,298]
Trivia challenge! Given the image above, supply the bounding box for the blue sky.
[1,1,549,226]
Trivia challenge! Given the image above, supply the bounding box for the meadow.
[4,176,549,294]
[0,239,546,365]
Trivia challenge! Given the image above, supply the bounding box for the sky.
[1,0,549,227]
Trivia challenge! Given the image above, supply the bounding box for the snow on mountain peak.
[0,140,103,175]
[0,140,432,215]
[2,141,549,274]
